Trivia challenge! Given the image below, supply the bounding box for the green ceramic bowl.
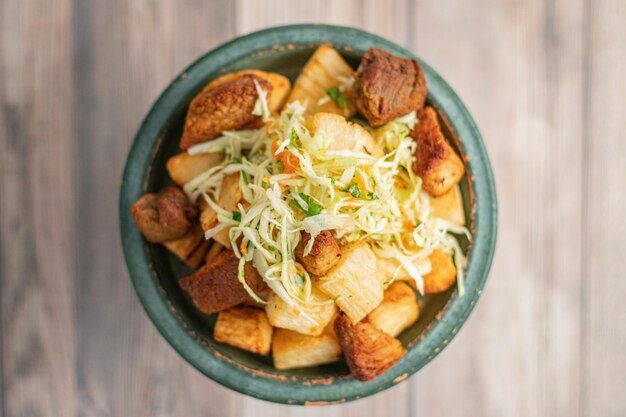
[119,24,497,405]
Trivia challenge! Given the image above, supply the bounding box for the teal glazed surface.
[119,24,498,405]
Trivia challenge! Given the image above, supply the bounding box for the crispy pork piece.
[204,241,224,264]
[166,152,224,186]
[272,319,342,370]
[423,249,457,294]
[287,44,356,117]
[206,69,291,113]
[334,314,406,381]
[180,74,272,150]
[366,282,419,337]
[265,285,336,336]
[214,306,273,355]
[294,231,342,276]
[162,223,210,268]
[411,106,465,196]
[353,48,427,127]
[317,241,385,323]
[179,250,266,315]
[131,186,196,243]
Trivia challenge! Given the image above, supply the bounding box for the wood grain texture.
[583,0,626,415]
[408,1,586,416]
[1,0,625,416]
[0,1,77,417]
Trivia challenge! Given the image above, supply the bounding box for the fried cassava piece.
[334,314,406,381]
[214,306,273,355]
[353,48,427,127]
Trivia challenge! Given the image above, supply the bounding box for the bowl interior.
[145,44,472,378]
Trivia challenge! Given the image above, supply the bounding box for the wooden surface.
[1,0,625,416]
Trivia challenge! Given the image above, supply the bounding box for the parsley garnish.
[326,87,350,109]
[293,193,323,216]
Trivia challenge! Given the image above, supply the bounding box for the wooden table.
[1,1,625,416]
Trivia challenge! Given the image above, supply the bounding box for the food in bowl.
[130,44,469,382]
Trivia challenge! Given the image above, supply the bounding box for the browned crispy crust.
[294,231,342,276]
[178,250,267,315]
[180,74,272,150]
[411,107,465,196]
[131,186,197,243]
[334,314,406,381]
[353,48,427,127]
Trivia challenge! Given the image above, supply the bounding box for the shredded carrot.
[271,138,300,174]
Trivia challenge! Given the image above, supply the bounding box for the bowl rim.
[119,23,498,405]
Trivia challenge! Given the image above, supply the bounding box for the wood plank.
[583,1,626,415]
[72,1,239,416]
[0,1,77,416]
[234,1,411,416]
[409,1,584,416]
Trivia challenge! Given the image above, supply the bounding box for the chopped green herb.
[370,177,377,185]
[367,192,379,200]
[344,183,361,198]
[293,193,323,216]
[290,129,298,147]
[241,170,250,185]
[296,274,305,284]
[231,157,243,164]
[232,211,242,222]
[261,180,268,189]
[326,87,350,109]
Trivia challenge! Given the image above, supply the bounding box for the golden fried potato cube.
[429,185,465,226]
[265,285,336,336]
[294,231,341,276]
[307,112,384,157]
[423,249,457,294]
[366,282,419,337]
[214,306,273,355]
[162,223,210,269]
[411,106,465,196]
[334,314,406,381]
[166,152,224,186]
[287,44,356,116]
[272,320,342,370]
[317,241,385,323]
[199,172,242,247]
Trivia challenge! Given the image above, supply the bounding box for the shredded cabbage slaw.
[183,99,470,315]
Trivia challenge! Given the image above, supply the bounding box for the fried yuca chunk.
[317,241,385,323]
[287,44,356,116]
[198,172,242,247]
[353,48,427,127]
[366,282,419,337]
[423,249,457,294]
[166,152,224,187]
[265,285,336,336]
[294,231,342,276]
[334,314,406,381]
[307,112,384,157]
[411,106,464,196]
[179,250,267,315]
[162,223,210,269]
[214,306,273,355]
[429,185,466,226]
[180,74,272,150]
[272,319,342,370]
